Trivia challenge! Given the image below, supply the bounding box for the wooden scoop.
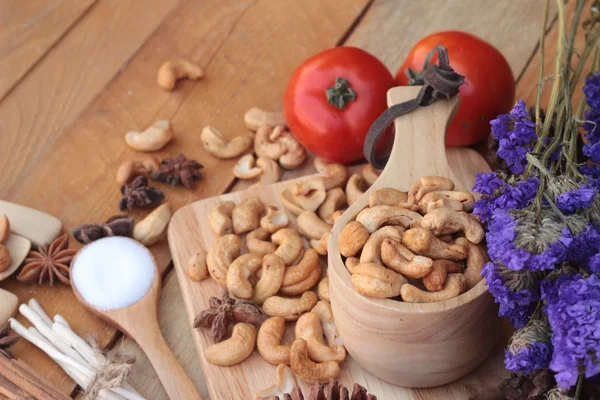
[71,237,202,400]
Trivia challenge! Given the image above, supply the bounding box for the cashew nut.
[351,263,407,298]
[280,265,322,296]
[437,234,455,243]
[421,207,484,244]
[246,228,277,256]
[361,164,381,186]
[314,159,348,190]
[280,190,304,216]
[227,254,263,299]
[355,205,423,233]
[250,157,281,188]
[345,257,359,274]
[295,312,346,362]
[297,211,331,241]
[233,154,262,179]
[311,300,342,349]
[244,108,286,131]
[201,125,253,159]
[255,125,286,160]
[291,179,326,211]
[116,155,161,185]
[257,317,291,365]
[205,323,256,366]
[317,188,347,224]
[260,206,289,233]
[345,174,367,206]
[290,338,340,384]
[418,191,475,214]
[207,234,242,285]
[0,215,9,244]
[282,249,320,286]
[133,203,172,246]
[254,364,297,399]
[317,276,329,302]
[209,201,236,236]
[186,251,208,282]
[331,210,345,223]
[310,231,330,256]
[232,197,265,234]
[0,245,10,273]
[262,291,318,321]
[380,237,433,278]
[401,273,467,303]
[402,227,467,261]
[368,188,408,208]
[271,228,304,265]
[157,59,203,90]
[359,226,402,265]
[251,254,286,304]
[408,176,455,203]
[422,259,463,292]
[124,120,173,152]
[456,238,488,289]
[278,131,306,169]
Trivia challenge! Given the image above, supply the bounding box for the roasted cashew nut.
[282,249,320,286]
[351,263,407,298]
[310,231,330,256]
[157,59,203,90]
[421,207,484,244]
[250,157,281,188]
[251,254,286,305]
[133,203,172,246]
[254,364,297,399]
[244,108,286,131]
[246,228,277,256]
[254,125,287,160]
[208,201,236,236]
[233,154,263,179]
[260,206,289,233]
[232,196,265,234]
[422,259,463,292]
[124,120,173,152]
[401,273,467,303]
[257,317,291,365]
[186,251,208,282]
[291,180,327,212]
[381,237,433,278]
[313,158,348,190]
[207,234,242,285]
[271,228,304,265]
[355,205,422,233]
[345,174,367,206]
[205,323,256,366]
[455,237,488,289]
[226,253,263,299]
[317,276,330,301]
[295,312,346,362]
[297,211,331,241]
[0,215,9,244]
[408,176,455,203]
[402,227,467,261]
[368,188,408,208]
[345,257,359,274]
[290,338,340,384]
[280,265,322,296]
[317,188,347,224]
[280,190,304,216]
[418,191,475,214]
[278,131,306,169]
[116,155,161,185]
[361,164,381,186]
[359,226,402,265]
[262,291,318,321]
[311,300,343,349]
[201,125,253,159]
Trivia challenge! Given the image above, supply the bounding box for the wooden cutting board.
[167,145,508,400]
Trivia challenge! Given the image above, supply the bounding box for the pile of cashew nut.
[338,176,488,303]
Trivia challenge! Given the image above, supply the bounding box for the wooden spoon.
[71,237,202,400]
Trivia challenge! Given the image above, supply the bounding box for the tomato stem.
[326,77,356,110]
[405,47,438,85]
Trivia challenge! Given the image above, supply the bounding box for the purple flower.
[473,172,505,196]
[562,225,600,270]
[581,164,600,191]
[505,342,552,374]
[583,142,600,164]
[584,110,600,141]
[555,184,597,215]
[473,178,539,224]
[584,72,600,112]
[590,254,600,273]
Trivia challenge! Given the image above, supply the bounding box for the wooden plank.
[0,0,97,101]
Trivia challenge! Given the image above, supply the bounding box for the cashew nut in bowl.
[262,291,318,321]
[232,197,265,234]
[418,191,475,214]
[313,158,348,190]
[408,176,455,203]
[351,263,408,298]
[345,257,359,274]
[282,249,320,286]
[206,234,241,285]
[209,201,236,236]
[280,190,305,216]
[279,265,321,296]
[278,131,306,169]
[246,228,277,256]
[205,323,256,366]
[355,205,422,233]
[233,154,263,180]
[401,273,467,303]
[201,125,253,159]
[186,251,208,282]
[317,188,347,224]
[368,188,408,208]
[255,125,287,160]
[290,338,340,384]
[337,221,370,258]
[157,59,203,90]
[250,157,281,188]
[359,226,402,265]
[422,259,463,292]
[116,155,161,185]
[251,254,286,304]
[380,237,433,278]
[297,211,332,241]
[124,120,173,152]
[271,228,304,265]
[260,206,289,233]
[361,164,381,186]
[311,301,342,350]
[402,227,467,261]
[310,231,330,256]
[421,207,484,244]
[257,317,291,365]
[254,364,297,400]
[455,237,489,289]
[295,312,346,362]
[226,254,263,299]
[317,276,329,301]
[292,179,327,211]
[345,174,367,206]
[244,108,286,131]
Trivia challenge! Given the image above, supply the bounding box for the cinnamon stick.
[0,374,33,400]
[0,355,70,400]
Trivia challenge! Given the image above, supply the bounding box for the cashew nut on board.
[233,154,263,180]
[124,120,173,152]
[297,211,332,241]
[206,234,241,285]
[368,188,409,208]
[311,300,343,349]
[290,338,340,384]
[244,108,286,131]
[260,206,289,233]
[351,263,407,298]
[317,276,330,301]
[186,251,208,282]
[232,196,265,234]
[361,164,381,187]
[280,189,305,216]
[249,157,281,188]
[455,237,489,289]
[418,191,475,214]
[133,203,172,246]
[251,254,286,305]
[422,259,463,292]
[246,228,277,256]
[337,221,370,257]
[257,317,291,365]
[310,231,330,256]
[421,207,484,243]
[317,188,347,224]
[278,131,306,169]
[313,158,348,190]
[295,312,346,362]
[355,205,422,233]
[205,323,256,366]
[407,176,455,203]
[254,125,287,160]
[360,226,402,265]
[208,201,236,236]
[157,59,203,90]
[116,155,161,185]
[401,273,467,303]
[380,236,434,278]
[271,228,305,265]
[262,291,318,321]
[345,174,367,206]
[280,264,322,296]
[226,253,263,299]
[201,125,253,159]
[282,248,320,287]
[291,179,327,212]
[254,364,297,399]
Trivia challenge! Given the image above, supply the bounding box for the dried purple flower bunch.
[473,1,600,397]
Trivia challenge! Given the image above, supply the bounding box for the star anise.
[193,291,266,342]
[17,234,76,286]
[153,154,203,189]
[275,380,377,400]
[119,176,165,211]
[0,325,19,359]
[71,215,134,244]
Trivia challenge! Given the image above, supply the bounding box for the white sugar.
[72,237,156,311]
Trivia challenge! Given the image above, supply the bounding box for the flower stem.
[574,374,584,399]
[535,0,551,131]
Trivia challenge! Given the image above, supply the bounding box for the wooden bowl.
[327,86,501,388]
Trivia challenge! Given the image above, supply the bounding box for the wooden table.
[0,0,587,398]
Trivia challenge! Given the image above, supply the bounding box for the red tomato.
[284,47,395,164]
[396,31,515,147]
